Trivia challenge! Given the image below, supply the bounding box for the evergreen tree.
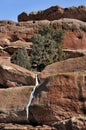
[11,46,31,70]
[31,25,65,71]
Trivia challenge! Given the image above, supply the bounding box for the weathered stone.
[29,72,86,126]
[4,40,32,55]
[0,19,86,51]
[18,5,86,22]
[0,57,35,87]
[39,56,86,81]
[0,86,34,123]
[53,117,86,130]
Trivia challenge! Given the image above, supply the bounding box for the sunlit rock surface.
[30,72,86,128]
[0,57,35,88]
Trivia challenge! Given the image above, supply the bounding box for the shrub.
[11,46,31,70]
[31,25,65,71]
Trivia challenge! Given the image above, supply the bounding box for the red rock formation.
[0,19,86,52]
[0,56,35,87]
[63,30,86,50]
[4,40,32,55]
[18,5,86,22]
[39,56,86,81]
[0,86,33,123]
[30,72,86,128]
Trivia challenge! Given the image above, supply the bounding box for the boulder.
[39,56,86,81]
[0,57,35,87]
[0,86,34,123]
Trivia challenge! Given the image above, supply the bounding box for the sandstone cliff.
[0,5,86,129]
[18,5,86,22]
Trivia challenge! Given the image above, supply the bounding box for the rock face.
[39,56,86,81]
[18,5,86,22]
[30,72,86,127]
[0,86,34,123]
[0,57,35,88]
[52,18,86,50]
[29,56,86,129]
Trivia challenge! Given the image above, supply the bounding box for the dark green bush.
[31,25,65,71]
[11,46,31,70]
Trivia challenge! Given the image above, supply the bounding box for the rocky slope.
[0,86,33,123]
[0,19,86,52]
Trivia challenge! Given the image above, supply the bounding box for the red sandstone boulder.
[0,56,35,87]
[0,86,34,123]
[39,56,86,81]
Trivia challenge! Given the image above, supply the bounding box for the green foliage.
[31,25,65,71]
[11,46,31,70]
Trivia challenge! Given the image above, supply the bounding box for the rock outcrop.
[4,40,32,55]
[18,5,86,22]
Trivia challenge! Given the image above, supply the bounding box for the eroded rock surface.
[30,72,86,128]
[0,57,35,88]
[18,6,86,22]
[0,19,86,51]
[0,86,34,123]
[39,56,86,81]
